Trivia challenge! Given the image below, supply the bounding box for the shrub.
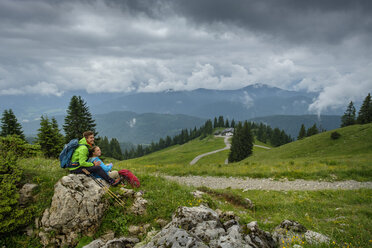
[330,131,341,140]
[0,136,34,234]
[0,135,40,157]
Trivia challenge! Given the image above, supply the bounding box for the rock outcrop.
[272,220,330,247]
[83,237,139,248]
[39,174,108,247]
[140,205,276,248]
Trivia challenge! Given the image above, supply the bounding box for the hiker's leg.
[85,166,114,184]
[70,167,83,174]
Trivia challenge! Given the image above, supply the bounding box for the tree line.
[341,93,372,127]
[297,123,325,140]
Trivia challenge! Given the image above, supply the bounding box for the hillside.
[120,123,372,181]
[2,125,371,247]
[247,123,372,160]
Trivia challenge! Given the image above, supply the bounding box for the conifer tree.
[0,109,25,140]
[109,138,123,160]
[63,96,97,142]
[357,93,372,124]
[99,136,111,157]
[213,117,218,128]
[297,124,306,140]
[225,119,230,128]
[36,116,64,158]
[306,124,319,137]
[230,119,236,128]
[218,116,224,127]
[341,101,356,127]
[0,136,32,233]
[228,121,253,162]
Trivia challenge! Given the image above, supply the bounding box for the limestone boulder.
[39,174,108,247]
[272,220,330,247]
[140,205,277,248]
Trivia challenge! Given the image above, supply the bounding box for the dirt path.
[190,136,271,165]
[164,175,372,191]
[190,136,231,165]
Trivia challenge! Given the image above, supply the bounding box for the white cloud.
[309,65,372,115]
[128,118,136,128]
[241,91,254,109]
[0,82,63,96]
[0,0,371,115]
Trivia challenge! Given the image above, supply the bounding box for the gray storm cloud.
[0,0,371,114]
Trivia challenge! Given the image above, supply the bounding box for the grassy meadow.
[1,123,371,247]
[118,123,372,181]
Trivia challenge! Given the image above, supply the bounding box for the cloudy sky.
[0,0,371,114]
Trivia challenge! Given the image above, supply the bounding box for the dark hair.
[89,146,99,157]
[83,131,94,139]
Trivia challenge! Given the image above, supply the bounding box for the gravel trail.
[164,175,372,191]
[189,136,271,165]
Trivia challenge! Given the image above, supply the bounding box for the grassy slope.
[4,156,371,248]
[118,123,372,181]
[2,124,372,247]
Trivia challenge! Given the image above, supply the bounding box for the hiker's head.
[83,131,95,145]
[89,146,101,157]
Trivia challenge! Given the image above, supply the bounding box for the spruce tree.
[230,119,236,128]
[306,124,319,137]
[218,116,224,127]
[225,119,230,128]
[213,117,218,128]
[0,109,25,140]
[297,124,306,140]
[271,128,282,147]
[36,116,64,158]
[341,101,356,127]
[110,138,123,160]
[228,121,253,162]
[99,136,111,157]
[357,93,372,124]
[63,96,97,142]
[0,136,33,233]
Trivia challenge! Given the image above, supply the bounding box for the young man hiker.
[69,131,121,186]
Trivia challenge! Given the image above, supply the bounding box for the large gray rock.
[83,237,139,248]
[245,221,276,248]
[140,205,276,248]
[272,220,330,247]
[39,174,108,247]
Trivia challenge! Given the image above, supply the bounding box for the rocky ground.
[163,175,372,191]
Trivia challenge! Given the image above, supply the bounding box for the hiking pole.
[82,169,126,207]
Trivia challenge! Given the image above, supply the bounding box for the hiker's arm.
[78,147,95,167]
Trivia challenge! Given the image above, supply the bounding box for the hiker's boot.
[111,178,121,187]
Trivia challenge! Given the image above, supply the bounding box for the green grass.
[2,124,372,247]
[2,154,371,247]
[117,124,372,181]
[198,187,372,248]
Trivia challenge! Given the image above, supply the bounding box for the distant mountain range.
[0,84,345,122]
[1,84,345,144]
[93,84,339,119]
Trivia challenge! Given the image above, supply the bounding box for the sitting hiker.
[69,131,120,186]
[88,146,120,180]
